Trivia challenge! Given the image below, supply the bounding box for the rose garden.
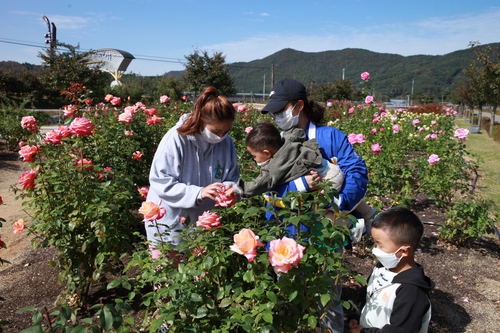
[0,73,498,332]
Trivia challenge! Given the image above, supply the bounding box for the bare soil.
[1,149,499,333]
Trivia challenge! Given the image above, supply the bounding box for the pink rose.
[19,169,37,189]
[370,128,377,135]
[69,117,94,137]
[237,104,248,113]
[57,126,72,138]
[12,218,25,234]
[230,228,264,262]
[214,185,237,208]
[110,97,121,106]
[118,112,133,124]
[21,116,37,132]
[145,108,157,116]
[371,143,382,155]
[392,124,400,133]
[146,115,163,125]
[397,108,403,113]
[348,133,365,145]
[137,186,149,198]
[124,130,134,137]
[454,128,469,141]
[75,158,93,171]
[431,120,437,126]
[19,145,40,162]
[196,211,221,229]
[361,72,370,81]
[327,101,333,107]
[132,151,143,160]
[355,133,365,144]
[348,107,355,114]
[160,95,170,103]
[365,95,374,104]
[62,105,76,117]
[245,127,253,134]
[372,117,380,124]
[139,201,166,222]
[268,237,305,273]
[105,94,114,102]
[182,95,188,101]
[44,129,63,144]
[412,119,420,126]
[428,154,440,165]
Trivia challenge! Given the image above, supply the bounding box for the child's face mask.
[371,246,409,268]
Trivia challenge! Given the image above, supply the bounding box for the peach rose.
[196,211,221,229]
[230,228,264,262]
[138,201,166,222]
[118,112,133,124]
[268,237,305,273]
[13,218,25,234]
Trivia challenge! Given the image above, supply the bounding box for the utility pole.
[263,74,266,101]
[411,78,414,105]
[342,68,345,80]
[42,16,57,50]
[271,63,275,87]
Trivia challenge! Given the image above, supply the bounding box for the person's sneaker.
[349,218,365,244]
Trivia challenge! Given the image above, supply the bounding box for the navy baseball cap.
[262,78,307,113]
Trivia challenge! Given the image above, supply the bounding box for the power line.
[0,38,186,65]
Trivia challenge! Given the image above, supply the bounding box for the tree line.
[1,41,499,111]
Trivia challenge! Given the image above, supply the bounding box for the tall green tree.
[39,42,110,106]
[184,49,235,96]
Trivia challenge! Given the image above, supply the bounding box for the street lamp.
[42,15,57,50]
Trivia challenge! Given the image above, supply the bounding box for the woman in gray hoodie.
[145,86,240,248]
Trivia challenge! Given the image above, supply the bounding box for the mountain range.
[222,43,500,100]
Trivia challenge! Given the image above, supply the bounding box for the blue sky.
[1,0,499,76]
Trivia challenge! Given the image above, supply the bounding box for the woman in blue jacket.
[261,78,376,333]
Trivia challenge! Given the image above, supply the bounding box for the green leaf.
[320,293,331,307]
[262,311,273,324]
[32,312,43,325]
[16,306,37,314]
[190,293,202,302]
[289,290,298,301]
[70,325,88,333]
[266,290,277,303]
[219,298,232,308]
[107,278,122,290]
[61,305,72,320]
[307,315,317,329]
[99,306,114,331]
[19,326,44,333]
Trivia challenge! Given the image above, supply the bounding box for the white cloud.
[203,7,500,63]
[260,12,269,16]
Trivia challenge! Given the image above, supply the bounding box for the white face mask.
[256,159,270,167]
[201,128,227,144]
[273,104,299,130]
[371,246,409,269]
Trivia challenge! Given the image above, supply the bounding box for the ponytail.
[178,86,236,136]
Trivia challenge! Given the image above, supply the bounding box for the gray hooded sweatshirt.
[145,114,240,245]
